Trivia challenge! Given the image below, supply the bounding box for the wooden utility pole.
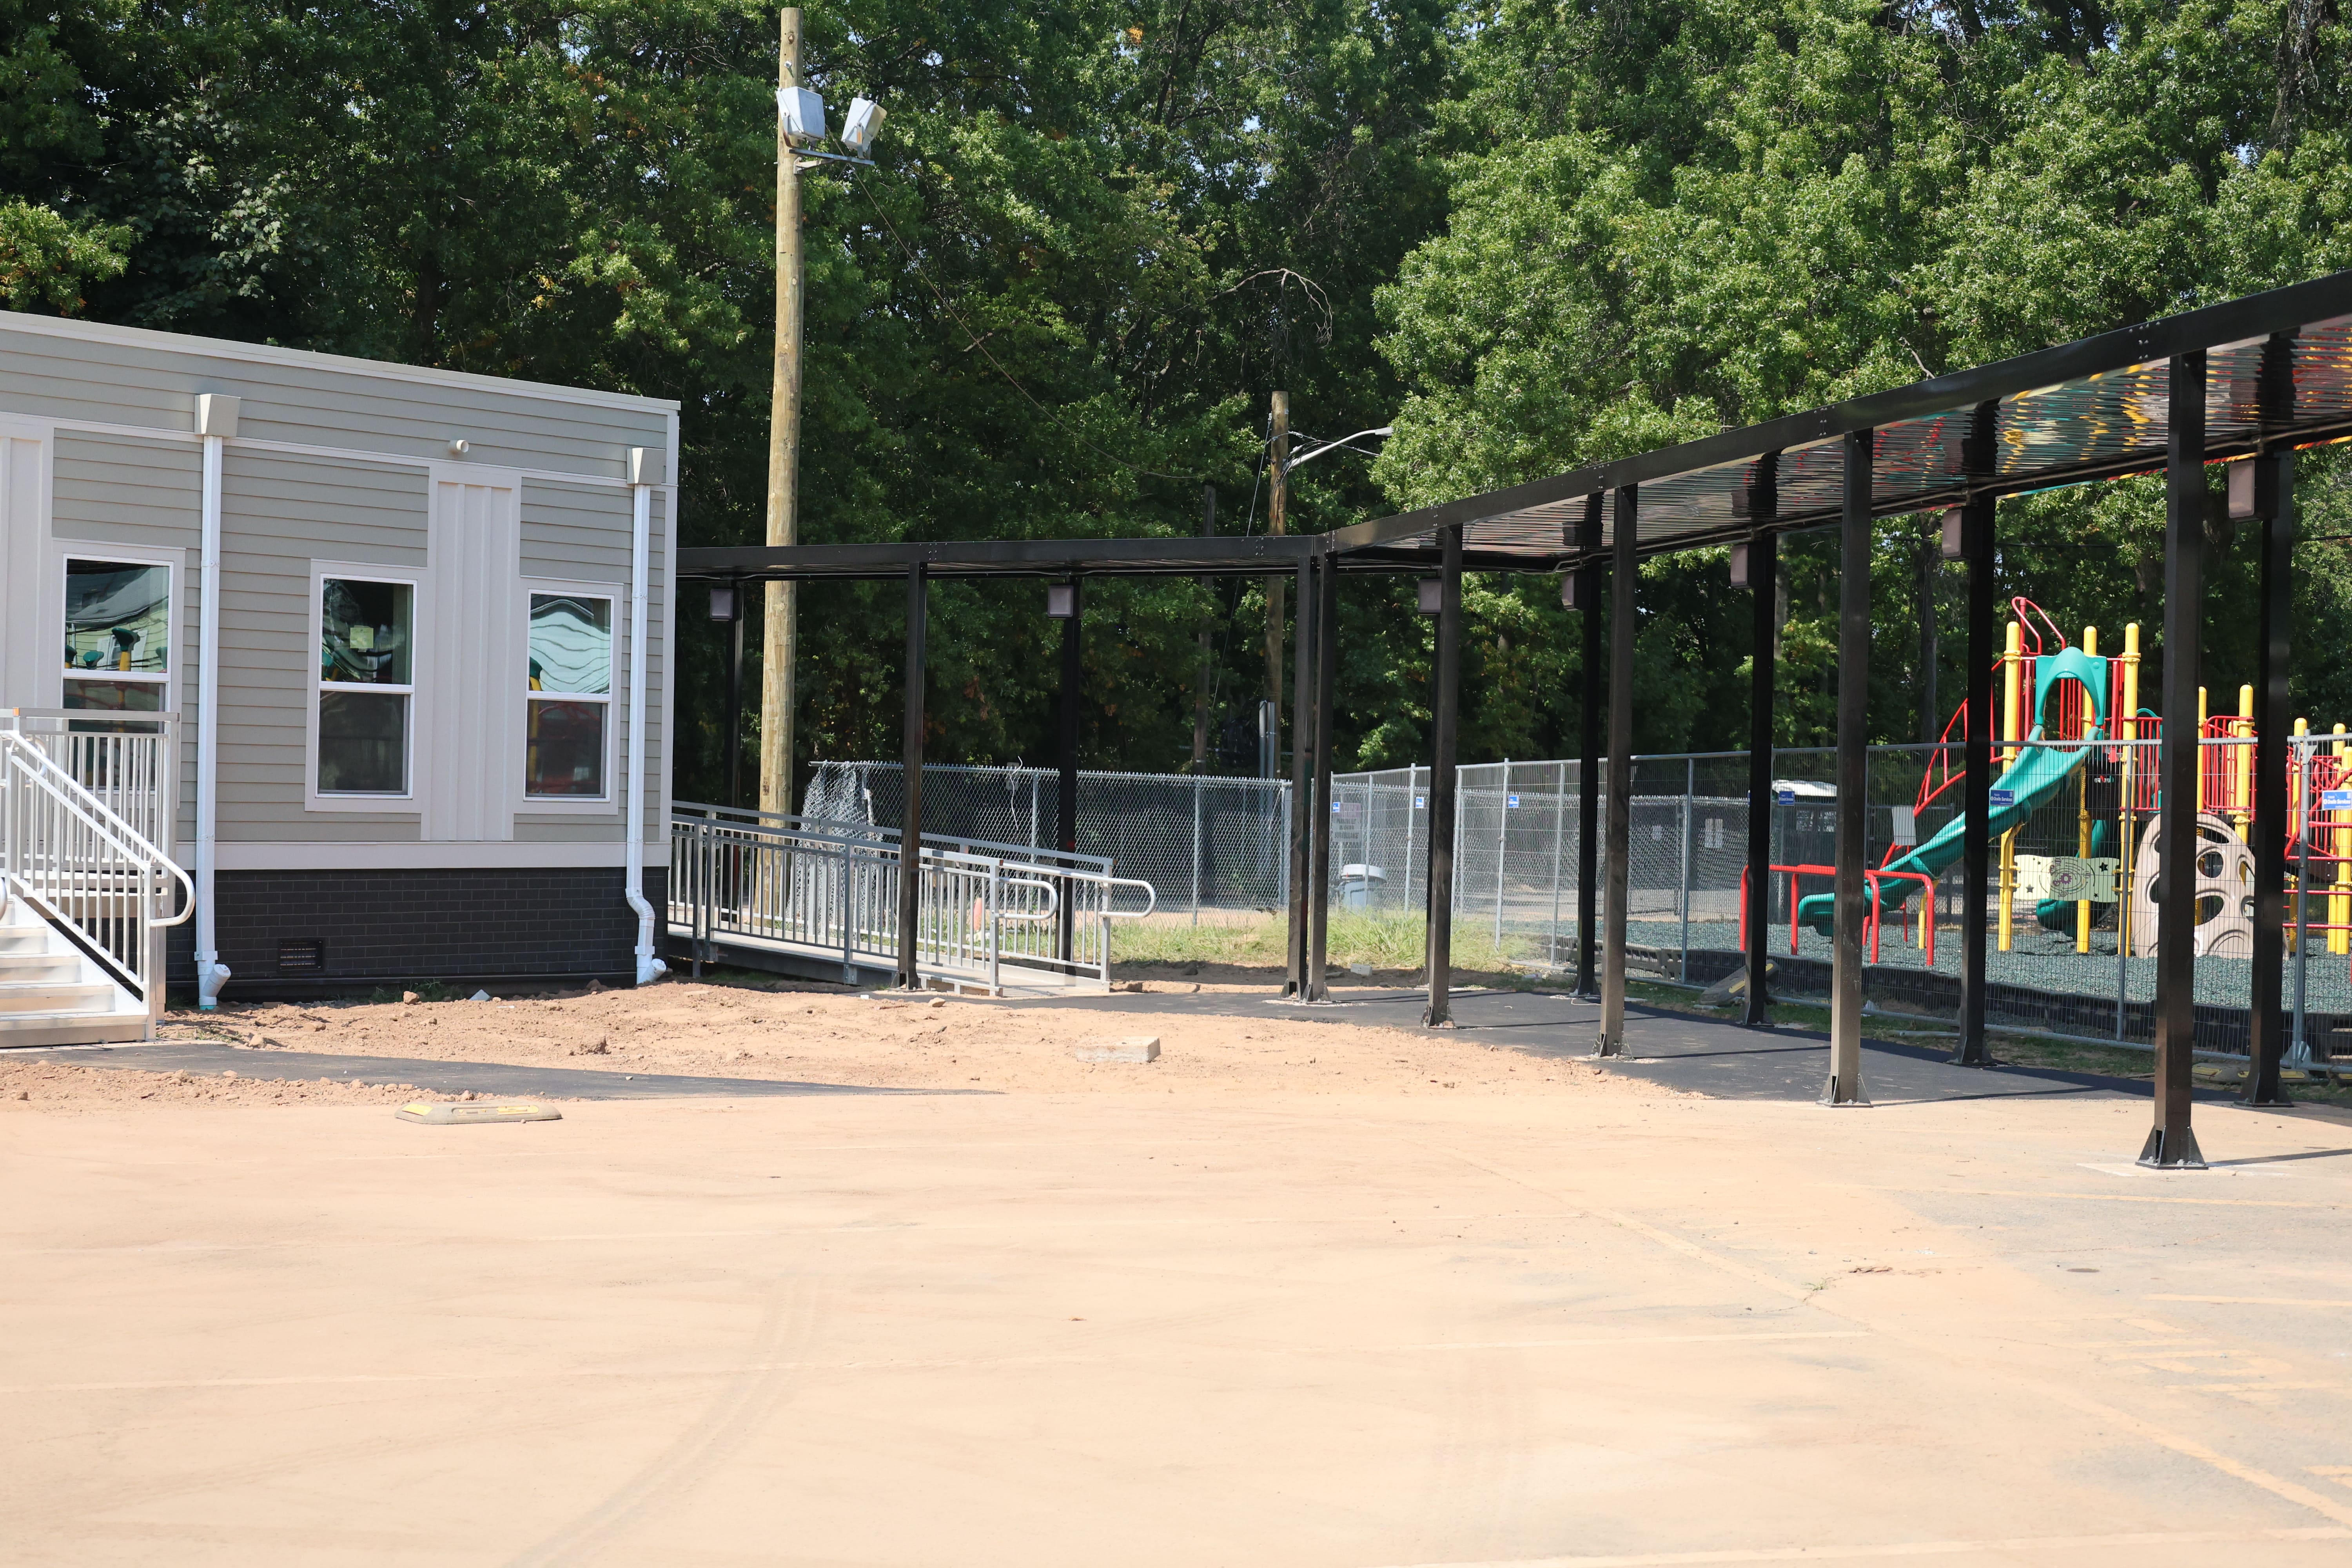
[759,7,808,819]
[1264,392,1289,770]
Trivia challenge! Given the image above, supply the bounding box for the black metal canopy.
[681,532,1318,584]
[1332,268,2352,572]
[678,267,2352,587]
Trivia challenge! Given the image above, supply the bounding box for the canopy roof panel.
[1332,270,2352,572]
[682,270,2352,586]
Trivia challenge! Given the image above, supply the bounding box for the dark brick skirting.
[1646,941,2343,1060]
[166,866,667,1000]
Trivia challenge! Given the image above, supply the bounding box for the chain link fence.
[804,742,2349,1064]
[803,760,1290,916]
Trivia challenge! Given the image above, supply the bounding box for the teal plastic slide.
[1796,645,2107,938]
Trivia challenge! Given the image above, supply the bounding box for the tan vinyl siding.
[52,431,200,552]
[216,450,427,838]
[2,316,676,865]
[0,317,670,481]
[522,479,633,578]
[49,430,205,850]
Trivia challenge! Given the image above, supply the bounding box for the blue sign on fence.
[2323,789,2352,813]
[1506,793,1521,808]
[1775,788,1795,806]
[1414,795,1426,809]
[1989,788,2016,809]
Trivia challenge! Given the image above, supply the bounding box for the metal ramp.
[668,804,1155,995]
[1,713,191,1045]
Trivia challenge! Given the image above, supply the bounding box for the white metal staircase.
[0,714,191,1046]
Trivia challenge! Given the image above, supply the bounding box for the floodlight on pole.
[777,87,826,141]
[760,7,890,827]
[841,98,886,156]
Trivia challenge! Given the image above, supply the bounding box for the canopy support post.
[1425,526,1463,1026]
[1597,486,1635,1057]
[1576,494,1604,1002]
[2146,353,2209,1167]
[1307,548,1338,1001]
[1743,458,1779,1030]
[2247,332,2299,1109]
[1824,429,1873,1106]
[1285,557,1316,996]
[1958,400,2000,1067]
[897,562,927,991]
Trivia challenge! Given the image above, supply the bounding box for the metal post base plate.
[2136,1126,2207,1169]
[1592,1035,1622,1058]
[1818,1076,1871,1107]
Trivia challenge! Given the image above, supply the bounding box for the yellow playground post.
[1999,621,2022,952]
[2119,624,2140,958]
[2077,626,2098,955]
[2234,684,2255,836]
[2324,724,2343,959]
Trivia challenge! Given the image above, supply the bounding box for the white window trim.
[53,548,179,717]
[517,577,620,814]
[305,561,423,813]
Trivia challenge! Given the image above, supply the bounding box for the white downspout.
[624,450,667,985]
[193,395,236,1007]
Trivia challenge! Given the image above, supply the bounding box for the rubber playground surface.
[7,987,2352,1566]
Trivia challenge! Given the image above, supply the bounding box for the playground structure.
[1777,595,2352,987]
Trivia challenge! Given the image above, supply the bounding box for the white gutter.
[624,449,668,985]
[192,395,238,1007]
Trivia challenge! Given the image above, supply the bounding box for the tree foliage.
[5,0,2351,790]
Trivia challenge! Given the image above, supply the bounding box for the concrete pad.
[5,1089,2352,1565]
[1071,1036,1160,1063]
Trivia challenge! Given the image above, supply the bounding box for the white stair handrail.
[1,733,193,925]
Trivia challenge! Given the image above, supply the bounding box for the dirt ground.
[0,1056,485,1112]
[0,975,1667,1108]
[9,1075,2352,1566]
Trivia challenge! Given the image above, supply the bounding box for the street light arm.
[1282,426,1393,474]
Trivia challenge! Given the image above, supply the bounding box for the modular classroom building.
[0,313,677,1004]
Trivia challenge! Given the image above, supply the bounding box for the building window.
[318,577,413,795]
[526,592,612,797]
[63,559,169,711]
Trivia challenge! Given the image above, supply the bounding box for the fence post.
[1679,756,1695,982]
[840,835,856,984]
[1191,774,1203,926]
[1494,759,1510,948]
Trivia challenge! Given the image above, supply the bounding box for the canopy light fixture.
[1730,542,1751,590]
[1417,578,1442,616]
[1560,572,1586,612]
[708,585,738,622]
[1940,506,1966,561]
[1045,582,1078,619]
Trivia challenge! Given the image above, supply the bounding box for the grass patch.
[1112,909,1533,984]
